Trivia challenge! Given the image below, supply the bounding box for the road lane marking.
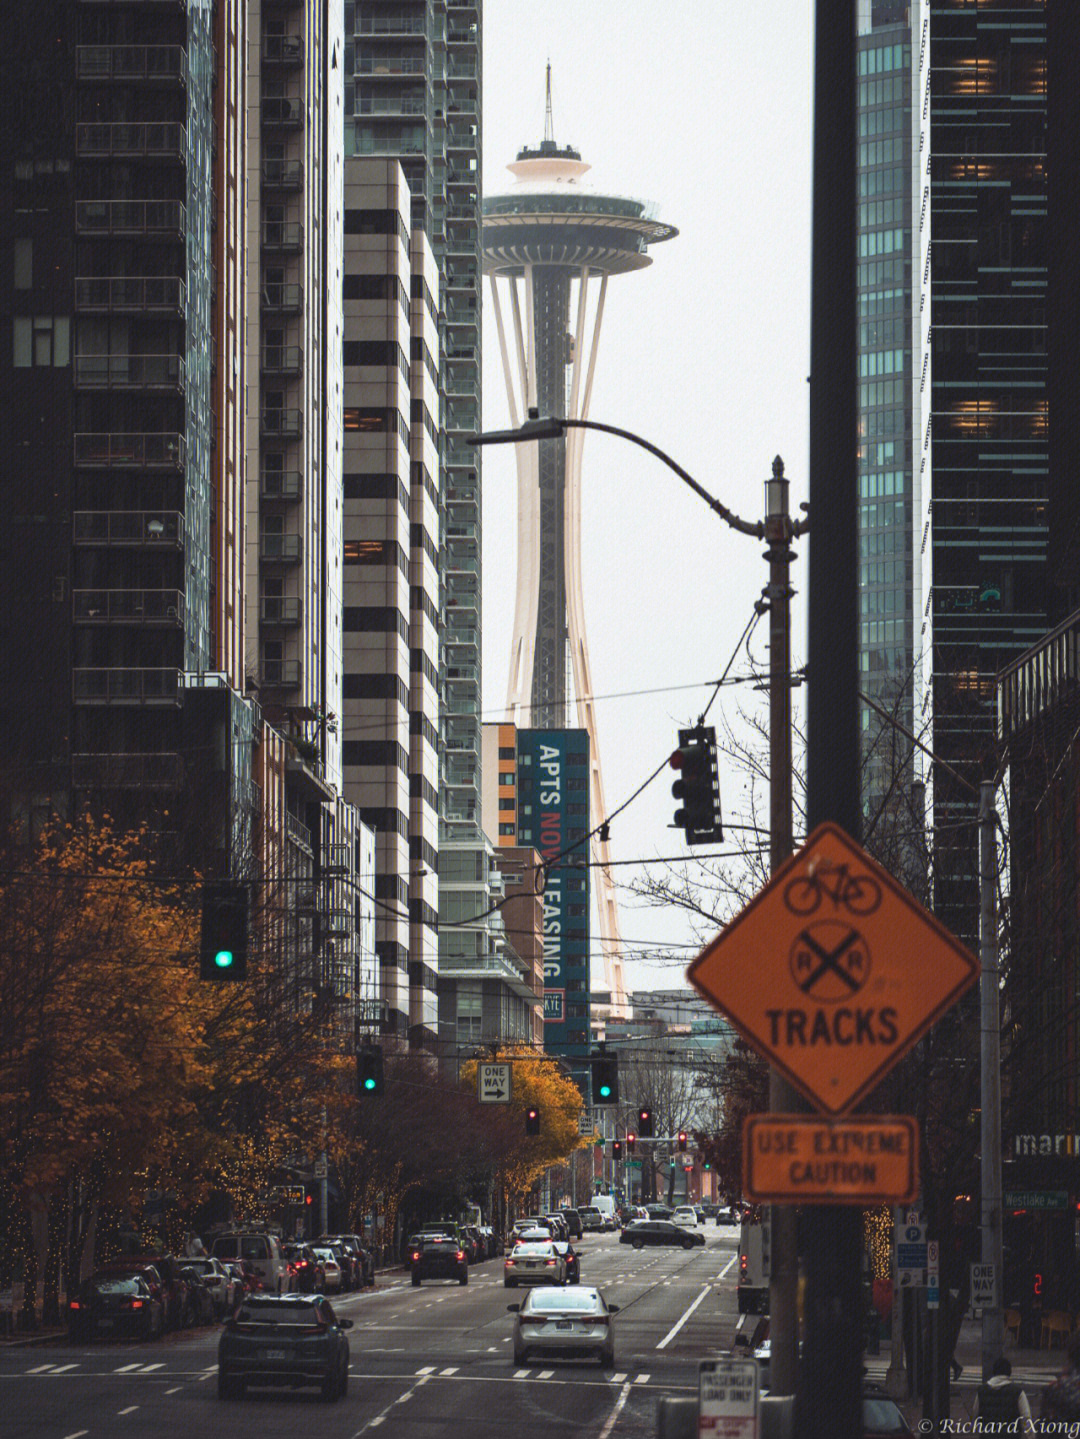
[164,1387,181,1394]
[62,1431,88,1438]
[656,1283,712,1350]
[139,1363,165,1371]
[416,1366,436,1375]
[719,1253,738,1279]
[27,1363,60,1373]
[117,1406,138,1415]
[537,1369,554,1379]
[51,1364,79,1373]
[635,1373,651,1384]
[440,1366,458,1375]
[598,1379,632,1439]
[114,1364,143,1372]
[610,1371,628,1383]
[513,1368,530,1378]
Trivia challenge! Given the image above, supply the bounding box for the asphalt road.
[1,1227,742,1439]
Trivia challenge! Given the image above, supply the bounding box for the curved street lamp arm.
[469,416,764,537]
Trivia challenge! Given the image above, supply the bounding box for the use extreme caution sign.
[742,1114,919,1204]
[687,823,978,1114]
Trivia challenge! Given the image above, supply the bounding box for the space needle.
[482,71,677,1018]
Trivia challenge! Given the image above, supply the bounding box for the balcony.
[73,589,185,624]
[287,810,313,853]
[261,220,304,251]
[261,345,303,375]
[74,434,185,470]
[74,510,184,546]
[261,95,304,128]
[76,122,186,159]
[261,157,304,191]
[261,281,302,312]
[73,668,181,706]
[261,658,301,687]
[260,533,302,563]
[260,407,302,439]
[262,34,304,65]
[75,45,187,83]
[323,843,353,876]
[76,199,185,238]
[321,909,353,937]
[259,469,302,500]
[260,595,301,625]
[75,275,185,313]
[72,752,184,790]
[74,354,185,392]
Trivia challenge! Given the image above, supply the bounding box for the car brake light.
[69,1301,80,1311]
[505,1258,515,1266]
[130,1300,144,1309]
[412,1252,421,1262]
[545,1259,556,1266]
[456,1251,465,1261]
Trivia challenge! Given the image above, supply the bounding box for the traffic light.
[612,1139,623,1159]
[626,1133,636,1153]
[638,1107,654,1139]
[199,880,249,980]
[591,1053,619,1105]
[356,1047,384,1096]
[525,1106,541,1136]
[304,1185,316,1207]
[669,725,723,844]
[677,1130,688,1152]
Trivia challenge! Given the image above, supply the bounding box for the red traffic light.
[677,1130,688,1152]
[626,1133,637,1152]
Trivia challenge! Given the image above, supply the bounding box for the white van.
[211,1232,291,1294]
[592,1195,618,1228]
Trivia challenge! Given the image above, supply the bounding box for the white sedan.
[672,1206,699,1228]
[504,1241,567,1288]
[310,1248,343,1292]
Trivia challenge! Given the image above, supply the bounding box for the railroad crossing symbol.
[790,922,870,1000]
[477,1063,512,1105]
[687,822,979,1115]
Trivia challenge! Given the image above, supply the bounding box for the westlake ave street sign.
[687,823,979,1115]
[742,1114,918,1204]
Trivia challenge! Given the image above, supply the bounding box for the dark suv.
[409,1234,469,1286]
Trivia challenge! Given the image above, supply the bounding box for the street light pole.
[979,780,1004,1376]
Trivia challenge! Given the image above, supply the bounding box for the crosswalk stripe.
[27,1364,59,1373]
[415,1365,436,1375]
[537,1369,555,1379]
[440,1366,458,1375]
[114,1364,143,1373]
[139,1363,165,1372]
[513,1368,530,1378]
[611,1372,628,1383]
[50,1364,79,1373]
[634,1373,651,1384]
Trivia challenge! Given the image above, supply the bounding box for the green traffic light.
[214,949,235,969]
[598,1084,611,1098]
[363,1077,376,1091]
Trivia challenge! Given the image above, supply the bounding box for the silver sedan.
[509,1285,619,1367]
[503,1240,566,1288]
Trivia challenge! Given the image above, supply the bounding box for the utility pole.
[979,780,1004,1376]
[763,458,805,1399]
[798,0,862,1434]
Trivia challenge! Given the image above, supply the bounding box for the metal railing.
[260,595,301,625]
[259,533,302,562]
[72,668,181,705]
[73,511,183,545]
[76,122,186,157]
[74,354,185,390]
[73,589,185,623]
[72,752,183,789]
[259,469,302,500]
[75,45,187,82]
[260,408,303,438]
[73,434,185,469]
[75,276,185,312]
[75,199,185,236]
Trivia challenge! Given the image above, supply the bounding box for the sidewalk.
[867,1314,1069,1429]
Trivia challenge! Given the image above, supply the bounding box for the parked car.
[504,1240,567,1288]
[310,1247,343,1292]
[560,1209,583,1240]
[95,1257,187,1332]
[282,1243,326,1294]
[409,1234,469,1286]
[862,1383,914,1436]
[462,1225,485,1262]
[217,1293,351,1402]
[178,1265,217,1327]
[177,1257,236,1318]
[323,1234,374,1288]
[508,1285,619,1367]
[551,1239,581,1284]
[545,1214,569,1241]
[620,1220,706,1251]
[68,1272,164,1342]
[211,1232,291,1295]
[479,1225,503,1257]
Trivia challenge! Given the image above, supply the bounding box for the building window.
[499,823,515,836]
[14,239,31,290]
[13,315,69,367]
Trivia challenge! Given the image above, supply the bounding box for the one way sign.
[477,1063,512,1104]
[971,1262,997,1309]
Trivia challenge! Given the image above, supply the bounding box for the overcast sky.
[479,2,814,997]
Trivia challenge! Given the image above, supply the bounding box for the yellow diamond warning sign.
[687,823,978,1115]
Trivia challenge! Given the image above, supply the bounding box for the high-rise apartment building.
[343,3,485,1046]
[1,0,370,1044]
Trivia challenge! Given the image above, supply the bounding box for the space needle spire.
[482,87,677,1021]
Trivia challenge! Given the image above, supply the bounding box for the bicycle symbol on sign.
[783,860,883,917]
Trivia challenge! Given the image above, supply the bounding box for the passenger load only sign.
[687,823,979,1115]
